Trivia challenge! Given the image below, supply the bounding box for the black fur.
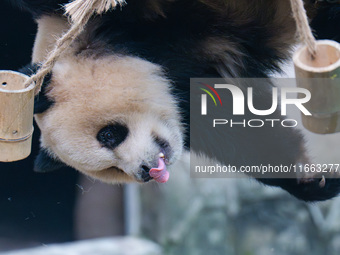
[34,149,67,172]
[311,2,340,42]
[97,124,129,149]
[260,177,340,202]
[19,63,54,114]
[10,0,340,202]
[9,0,69,18]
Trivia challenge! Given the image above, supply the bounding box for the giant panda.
[9,0,340,201]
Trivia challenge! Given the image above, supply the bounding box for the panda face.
[34,54,183,183]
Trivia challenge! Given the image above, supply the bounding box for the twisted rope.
[290,0,318,59]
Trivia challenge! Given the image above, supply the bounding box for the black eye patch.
[97,124,129,149]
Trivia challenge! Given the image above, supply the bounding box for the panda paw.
[290,175,340,202]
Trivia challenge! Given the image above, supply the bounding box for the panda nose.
[140,164,152,182]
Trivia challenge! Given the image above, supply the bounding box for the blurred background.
[0,1,340,254]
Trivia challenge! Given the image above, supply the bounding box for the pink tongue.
[149,157,169,183]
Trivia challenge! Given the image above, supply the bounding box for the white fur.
[32,15,70,63]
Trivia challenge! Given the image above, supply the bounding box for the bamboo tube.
[293,40,340,134]
[0,71,35,162]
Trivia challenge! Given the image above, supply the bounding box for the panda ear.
[33,81,54,114]
[34,149,67,173]
[19,63,54,114]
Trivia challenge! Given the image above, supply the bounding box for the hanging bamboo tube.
[293,40,340,134]
[0,71,35,162]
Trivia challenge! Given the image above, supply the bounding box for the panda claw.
[319,175,326,188]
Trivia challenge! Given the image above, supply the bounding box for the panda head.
[32,53,183,183]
